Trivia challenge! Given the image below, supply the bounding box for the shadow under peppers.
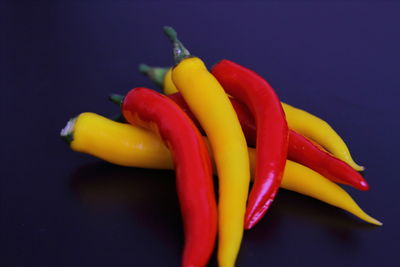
[69,161,376,254]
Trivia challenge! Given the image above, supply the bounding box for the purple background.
[3,1,400,266]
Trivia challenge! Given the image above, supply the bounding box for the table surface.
[3,2,400,267]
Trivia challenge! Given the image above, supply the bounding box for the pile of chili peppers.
[61,26,382,267]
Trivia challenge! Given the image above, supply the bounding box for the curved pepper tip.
[354,164,365,172]
[244,220,256,230]
[348,160,364,172]
[244,212,265,230]
[358,180,370,191]
[244,198,274,229]
[365,215,383,226]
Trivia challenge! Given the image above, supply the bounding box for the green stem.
[60,117,77,145]
[138,64,168,88]
[163,26,191,64]
[111,113,125,123]
[109,94,124,106]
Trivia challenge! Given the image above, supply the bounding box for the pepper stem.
[163,26,191,64]
[109,94,124,106]
[138,64,168,88]
[60,117,77,144]
[111,113,125,123]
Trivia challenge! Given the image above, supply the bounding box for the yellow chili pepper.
[163,26,250,267]
[138,64,176,95]
[163,68,176,95]
[281,103,364,171]
[64,114,171,169]
[61,112,382,227]
[148,66,363,172]
[163,66,177,95]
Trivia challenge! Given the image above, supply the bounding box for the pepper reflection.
[70,162,181,226]
[70,161,372,249]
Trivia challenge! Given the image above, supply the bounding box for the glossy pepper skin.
[143,65,363,172]
[281,103,364,171]
[164,27,250,267]
[121,88,217,267]
[166,93,368,191]
[212,59,289,229]
[110,92,368,191]
[61,112,382,226]
[288,131,368,190]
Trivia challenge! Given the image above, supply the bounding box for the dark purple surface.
[3,2,400,266]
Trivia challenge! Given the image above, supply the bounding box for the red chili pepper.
[157,93,369,192]
[211,59,289,229]
[120,88,217,267]
[288,131,369,190]
[217,95,369,191]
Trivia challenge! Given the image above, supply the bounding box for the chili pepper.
[139,64,176,95]
[288,131,368,190]
[280,160,380,226]
[282,102,364,171]
[220,96,369,191]
[141,65,363,172]
[111,92,369,191]
[163,26,250,267]
[118,87,217,267]
[60,112,382,226]
[203,95,369,191]
[61,113,172,169]
[211,59,289,229]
